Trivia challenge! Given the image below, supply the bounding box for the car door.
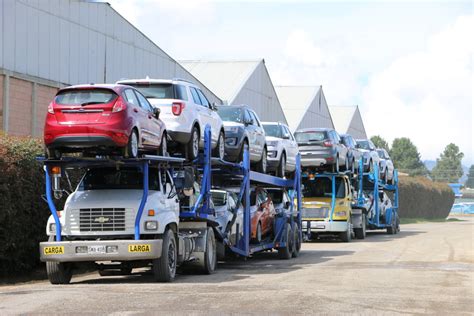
[249,111,265,158]
[196,88,218,144]
[283,125,298,169]
[334,131,347,165]
[123,89,150,147]
[258,189,271,234]
[244,109,258,159]
[135,90,162,148]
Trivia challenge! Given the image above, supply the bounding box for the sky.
[107,0,473,165]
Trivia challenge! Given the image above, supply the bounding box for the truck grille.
[302,207,329,218]
[79,208,126,232]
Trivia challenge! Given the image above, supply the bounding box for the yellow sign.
[128,244,151,253]
[44,246,64,255]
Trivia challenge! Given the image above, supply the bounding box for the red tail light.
[323,140,333,147]
[112,98,127,113]
[172,102,185,116]
[47,102,54,114]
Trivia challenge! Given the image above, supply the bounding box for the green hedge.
[398,175,454,219]
[0,134,49,277]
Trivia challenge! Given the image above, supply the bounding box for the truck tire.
[46,236,72,285]
[198,227,217,274]
[387,214,396,235]
[354,214,366,239]
[292,224,302,258]
[340,225,352,242]
[153,229,177,282]
[278,223,293,259]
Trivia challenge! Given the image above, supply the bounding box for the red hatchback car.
[44,84,167,158]
[250,187,276,243]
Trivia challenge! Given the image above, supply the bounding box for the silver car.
[211,189,243,245]
[355,139,380,173]
[377,148,395,184]
[262,122,299,177]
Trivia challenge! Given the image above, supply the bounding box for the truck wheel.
[46,236,72,284]
[396,214,401,233]
[278,223,293,259]
[292,224,302,258]
[354,215,366,239]
[340,226,352,242]
[387,215,396,235]
[199,227,217,274]
[153,229,177,282]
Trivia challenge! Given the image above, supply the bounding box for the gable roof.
[274,86,320,131]
[179,60,261,103]
[329,106,358,134]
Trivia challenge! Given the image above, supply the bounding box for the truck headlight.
[145,221,158,231]
[335,211,347,217]
[49,223,57,233]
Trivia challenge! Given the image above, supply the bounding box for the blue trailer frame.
[40,125,302,257]
[355,158,399,230]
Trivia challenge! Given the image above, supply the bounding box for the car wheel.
[369,159,374,173]
[384,169,388,183]
[344,156,349,171]
[351,158,356,174]
[124,130,139,158]
[333,155,340,173]
[257,147,267,173]
[213,130,225,160]
[253,222,262,243]
[239,139,249,163]
[187,126,200,160]
[277,153,286,178]
[159,133,168,156]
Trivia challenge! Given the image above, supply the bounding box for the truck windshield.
[303,177,346,198]
[78,167,160,191]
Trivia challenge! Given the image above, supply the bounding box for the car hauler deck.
[39,126,302,284]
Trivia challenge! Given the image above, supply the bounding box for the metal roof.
[274,86,320,131]
[179,60,261,103]
[329,105,367,138]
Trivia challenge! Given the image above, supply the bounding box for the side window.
[334,131,341,143]
[196,89,210,107]
[176,85,188,101]
[124,89,139,107]
[285,127,295,141]
[189,87,202,105]
[228,194,236,209]
[135,91,153,112]
[250,111,261,127]
[244,110,252,123]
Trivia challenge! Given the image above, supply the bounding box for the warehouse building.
[329,105,367,139]
[274,85,334,132]
[0,0,221,137]
[180,59,287,124]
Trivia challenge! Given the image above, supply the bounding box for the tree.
[431,143,464,183]
[390,137,428,176]
[466,165,474,188]
[370,135,390,151]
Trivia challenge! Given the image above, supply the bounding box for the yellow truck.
[301,173,365,242]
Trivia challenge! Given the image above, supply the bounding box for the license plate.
[44,246,64,255]
[88,245,106,254]
[128,244,151,253]
[316,224,326,229]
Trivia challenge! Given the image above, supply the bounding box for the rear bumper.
[47,136,118,149]
[40,239,162,262]
[302,220,348,232]
[168,130,191,144]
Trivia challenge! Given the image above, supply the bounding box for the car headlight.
[268,151,277,158]
[225,137,237,146]
[145,221,158,231]
[335,211,347,217]
[267,140,278,147]
[224,126,239,133]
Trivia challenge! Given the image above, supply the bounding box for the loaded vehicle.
[294,127,349,172]
[301,172,358,242]
[117,78,225,160]
[44,84,167,159]
[340,134,361,173]
[376,148,395,184]
[216,105,268,173]
[249,187,276,243]
[262,122,299,177]
[211,189,243,245]
[39,126,302,284]
[355,139,380,173]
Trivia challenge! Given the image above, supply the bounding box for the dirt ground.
[1,217,473,315]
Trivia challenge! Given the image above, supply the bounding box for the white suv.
[117,78,225,160]
[262,122,299,177]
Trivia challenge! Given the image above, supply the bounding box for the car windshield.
[78,167,160,191]
[303,177,345,198]
[267,190,283,204]
[263,124,282,138]
[55,89,116,105]
[125,83,174,99]
[211,191,227,207]
[217,107,243,123]
[377,150,386,159]
[294,131,326,143]
[356,140,371,150]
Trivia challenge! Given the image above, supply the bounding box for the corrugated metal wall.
[232,62,287,124]
[346,107,367,139]
[295,88,334,131]
[0,0,220,104]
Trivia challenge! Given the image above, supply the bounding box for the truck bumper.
[40,239,162,262]
[302,220,348,232]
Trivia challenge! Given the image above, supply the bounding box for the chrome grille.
[79,208,126,232]
[302,207,329,218]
